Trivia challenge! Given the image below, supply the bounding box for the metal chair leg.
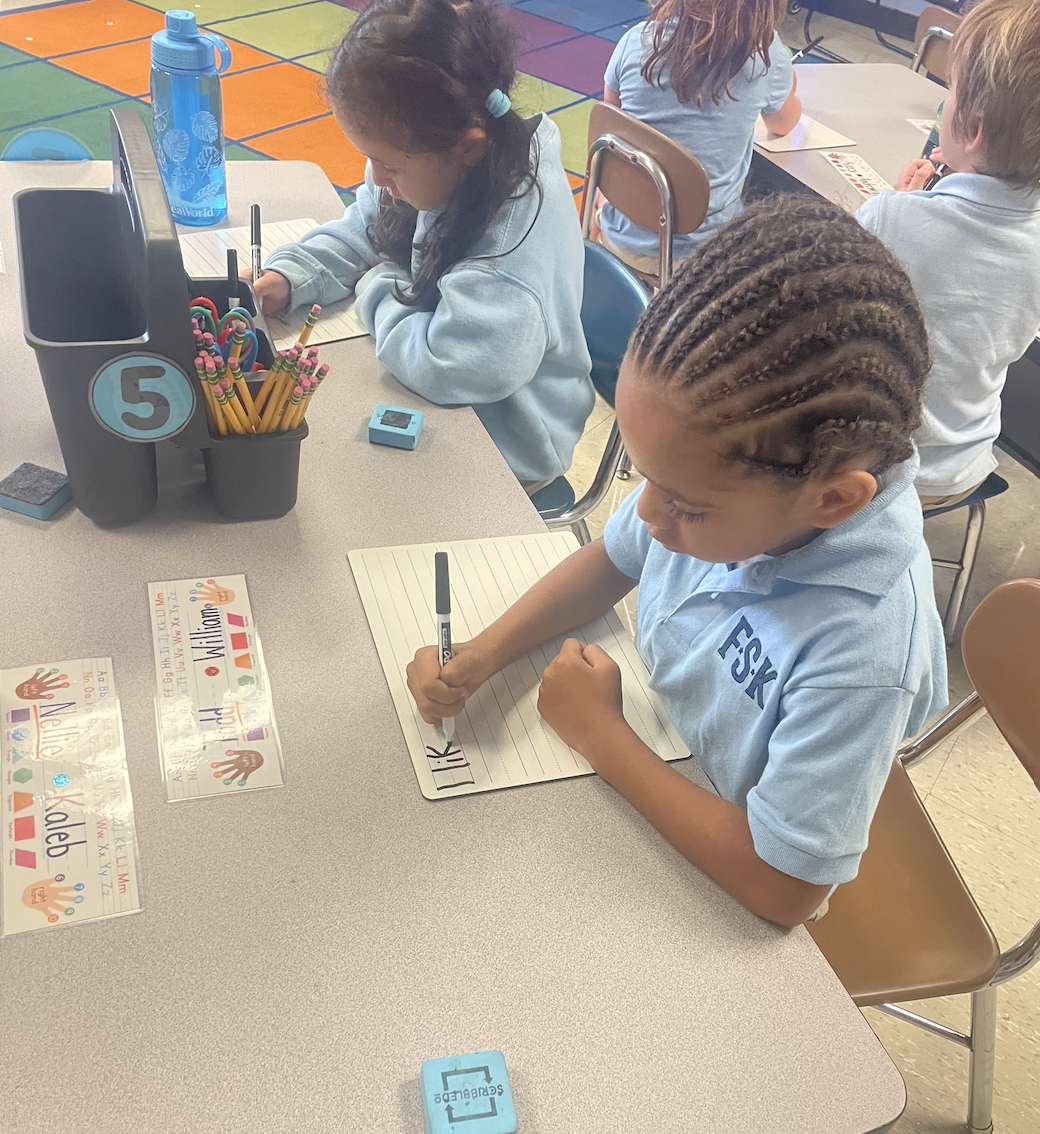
[616,451,632,481]
[943,502,986,643]
[967,985,997,1134]
[570,519,592,546]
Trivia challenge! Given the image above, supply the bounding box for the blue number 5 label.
[88,354,196,441]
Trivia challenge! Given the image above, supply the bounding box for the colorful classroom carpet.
[0,0,651,206]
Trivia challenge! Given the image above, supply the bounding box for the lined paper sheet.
[349,533,688,800]
[179,219,367,350]
[754,114,854,152]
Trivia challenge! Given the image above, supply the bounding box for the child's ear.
[808,469,878,530]
[963,115,986,160]
[454,127,488,169]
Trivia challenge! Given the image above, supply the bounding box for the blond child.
[857,0,1040,505]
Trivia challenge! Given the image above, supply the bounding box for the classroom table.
[0,159,906,1134]
[752,63,943,212]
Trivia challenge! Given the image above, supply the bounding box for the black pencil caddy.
[13,106,307,525]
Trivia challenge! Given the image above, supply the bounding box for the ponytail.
[326,0,539,309]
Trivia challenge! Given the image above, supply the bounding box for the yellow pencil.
[296,304,321,347]
[296,362,329,425]
[194,360,223,434]
[260,354,303,433]
[211,370,247,436]
[258,351,296,433]
[252,351,285,415]
[278,382,307,431]
[281,376,314,432]
[228,357,260,430]
[221,378,252,433]
[227,321,246,366]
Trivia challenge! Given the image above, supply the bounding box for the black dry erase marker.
[250,203,262,282]
[435,551,454,744]
[226,247,238,313]
[923,162,948,191]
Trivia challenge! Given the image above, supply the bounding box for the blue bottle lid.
[151,10,231,75]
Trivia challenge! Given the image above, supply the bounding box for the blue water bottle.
[150,11,231,226]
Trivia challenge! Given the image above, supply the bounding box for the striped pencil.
[296,304,321,347]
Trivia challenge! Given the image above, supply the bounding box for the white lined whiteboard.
[349,533,687,800]
[179,218,367,350]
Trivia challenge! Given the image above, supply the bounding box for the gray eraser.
[0,463,72,520]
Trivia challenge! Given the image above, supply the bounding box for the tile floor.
[2,1,1037,1131]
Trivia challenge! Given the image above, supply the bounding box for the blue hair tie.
[485,88,511,118]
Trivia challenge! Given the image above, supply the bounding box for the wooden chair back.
[962,579,1040,792]
[585,101,709,238]
[913,6,962,84]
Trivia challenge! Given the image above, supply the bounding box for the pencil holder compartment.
[203,413,307,522]
[182,280,308,519]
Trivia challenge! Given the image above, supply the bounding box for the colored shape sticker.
[11,728,29,742]
[14,849,37,869]
[13,766,33,783]
[12,791,34,812]
[52,773,69,787]
[234,654,252,670]
[226,613,245,627]
[88,354,196,441]
[13,816,35,841]
[7,708,31,723]
[230,632,248,651]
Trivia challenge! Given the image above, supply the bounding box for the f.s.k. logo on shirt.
[717,616,778,709]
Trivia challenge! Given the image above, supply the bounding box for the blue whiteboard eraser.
[368,404,423,450]
[0,463,72,520]
[420,1050,516,1134]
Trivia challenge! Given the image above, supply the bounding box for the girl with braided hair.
[596,0,801,273]
[407,196,948,928]
[257,0,593,492]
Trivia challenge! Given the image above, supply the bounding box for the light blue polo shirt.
[602,454,948,885]
[857,174,1040,497]
[601,25,793,261]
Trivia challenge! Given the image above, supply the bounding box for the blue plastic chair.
[1,129,92,162]
[531,240,649,543]
[923,471,1009,640]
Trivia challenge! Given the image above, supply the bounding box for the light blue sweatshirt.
[262,115,594,486]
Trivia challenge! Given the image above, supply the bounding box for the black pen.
[226,247,238,313]
[924,162,947,191]
[791,35,824,63]
[435,551,454,744]
[250,203,262,282]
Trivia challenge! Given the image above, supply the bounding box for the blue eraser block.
[368,404,423,450]
[0,463,72,520]
[420,1050,516,1134]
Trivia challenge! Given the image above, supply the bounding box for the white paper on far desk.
[178,218,367,350]
[754,113,854,152]
[349,533,688,800]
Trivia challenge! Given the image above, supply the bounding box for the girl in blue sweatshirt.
[256,0,594,492]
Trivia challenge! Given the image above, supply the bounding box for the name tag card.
[2,658,141,936]
[147,574,284,801]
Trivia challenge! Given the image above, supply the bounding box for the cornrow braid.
[630,196,930,480]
